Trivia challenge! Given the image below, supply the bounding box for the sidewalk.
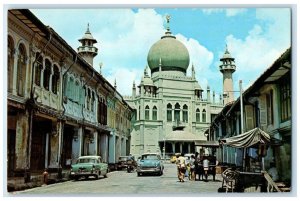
[7,170,70,192]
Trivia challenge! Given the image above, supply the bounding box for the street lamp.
[163,138,166,160]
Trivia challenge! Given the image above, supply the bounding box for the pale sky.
[28,7,291,99]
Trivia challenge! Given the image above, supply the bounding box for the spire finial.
[144,65,148,76]
[225,44,229,53]
[114,78,117,89]
[99,62,103,75]
[86,23,90,33]
[166,14,171,32]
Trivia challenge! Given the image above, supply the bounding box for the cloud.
[105,67,142,97]
[202,8,247,17]
[90,9,165,95]
[176,34,214,73]
[97,9,216,96]
[223,8,291,93]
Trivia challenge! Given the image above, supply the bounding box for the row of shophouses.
[209,47,292,183]
[7,9,133,180]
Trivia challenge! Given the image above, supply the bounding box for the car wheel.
[137,172,142,177]
[74,176,79,181]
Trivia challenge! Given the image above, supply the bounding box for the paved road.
[11,163,223,196]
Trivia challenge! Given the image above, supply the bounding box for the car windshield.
[77,158,97,164]
[141,154,159,160]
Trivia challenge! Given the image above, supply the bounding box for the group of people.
[175,152,211,182]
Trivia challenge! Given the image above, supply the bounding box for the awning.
[220,127,270,148]
[195,140,220,147]
[161,130,203,142]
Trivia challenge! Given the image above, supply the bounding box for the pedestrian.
[175,153,181,181]
[190,154,196,181]
[177,153,186,182]
[203,156,210,181]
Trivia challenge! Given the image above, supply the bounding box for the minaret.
[207,85,210,102]
[78,23,98,67]
[191,64,195,79]
[132,81,136,98]
[219,45,236,104]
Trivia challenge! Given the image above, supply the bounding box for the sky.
[1,1,299,200]
[27,7,291,99]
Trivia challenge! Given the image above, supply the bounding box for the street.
[11,163,223,196]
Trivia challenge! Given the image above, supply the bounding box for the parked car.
[117,156,135,170]
[70,155,108,180]
[136,153,164,176]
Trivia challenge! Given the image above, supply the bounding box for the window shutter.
[260,96,267,130]
[245,105,254,131]
[79,87,85,105]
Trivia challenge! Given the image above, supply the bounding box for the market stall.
[220,127,275,192]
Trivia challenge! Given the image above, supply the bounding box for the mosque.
[124,16,236,157]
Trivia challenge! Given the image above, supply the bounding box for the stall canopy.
[195,140,220,147]
[221,127,270,148]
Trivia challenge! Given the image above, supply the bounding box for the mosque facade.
[124,17,234,158]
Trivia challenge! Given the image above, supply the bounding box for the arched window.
[145,105,150,120]
[43,59,51,90]
[202,109,206,123]
[167,103,172,122]
[174,103,180,122]
[8,36,14,92]
[87,88,91,110]
[16,43,27,96]
[75,80,80,102]
[183,104,188,122]
[196,108,200,123]
[52,64,59,94]
[34,52,43,86]
[68,77,74,100]
[152,106,157,120]
[91,92,95,112]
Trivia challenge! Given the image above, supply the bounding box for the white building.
[124,17,225,157]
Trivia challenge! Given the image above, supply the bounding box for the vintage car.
[117,156,129,170]
[70,155,108,180]
[136,153,164,176]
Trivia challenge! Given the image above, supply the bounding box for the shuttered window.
[245,105,255,131]
[279,73,291,122]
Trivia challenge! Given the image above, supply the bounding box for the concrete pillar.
[180,143,182,153]
[172,142,175,154]
[188,143,191,153]
[108,131,116,164]
[45,132,49,168]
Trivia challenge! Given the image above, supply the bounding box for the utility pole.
[240,80,244,133]
[240,80,246,171]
